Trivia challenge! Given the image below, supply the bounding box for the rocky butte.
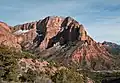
[0,16,116,70]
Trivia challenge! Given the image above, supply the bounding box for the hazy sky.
[0,0,120,44]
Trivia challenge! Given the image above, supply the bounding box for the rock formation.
[0,16,115,70]
[0,22,21,50]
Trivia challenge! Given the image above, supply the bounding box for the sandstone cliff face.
[0,22,11,32]
[10,22,37,50]
[12,16,88,51]
[11,21,37,32]
[0,22,21,50]
[35,16,64,50]
[33,16,88,50]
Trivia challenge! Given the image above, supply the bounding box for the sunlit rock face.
[34,16,64,50]
[33,16,88,50]
[0,22,21,50]
[12,16,89,51]
[11,22,37,50]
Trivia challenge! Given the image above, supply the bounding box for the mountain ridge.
[0,16,118,70]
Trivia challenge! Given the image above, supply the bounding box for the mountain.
[2,16,114,70]
[102,41,120,55]
[1,16,120,83]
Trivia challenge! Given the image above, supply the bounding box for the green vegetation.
[0,46,36,83]
[0,47,86,83]
[51,68,84,83]
[1,46,120,83]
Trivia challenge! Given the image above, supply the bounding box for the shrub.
[51,68,84,83]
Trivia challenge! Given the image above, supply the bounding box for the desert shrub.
[19,68,53,83]
[19,68,38,82]
[51,68,84,83]
[0,46,36,82]
[0,53,19,82]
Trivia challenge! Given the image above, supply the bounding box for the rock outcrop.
[9,21,38,50]
[32,16,88,50]
[0,22,21,50]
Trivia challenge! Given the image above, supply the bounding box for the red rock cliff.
[0,22,21,50]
